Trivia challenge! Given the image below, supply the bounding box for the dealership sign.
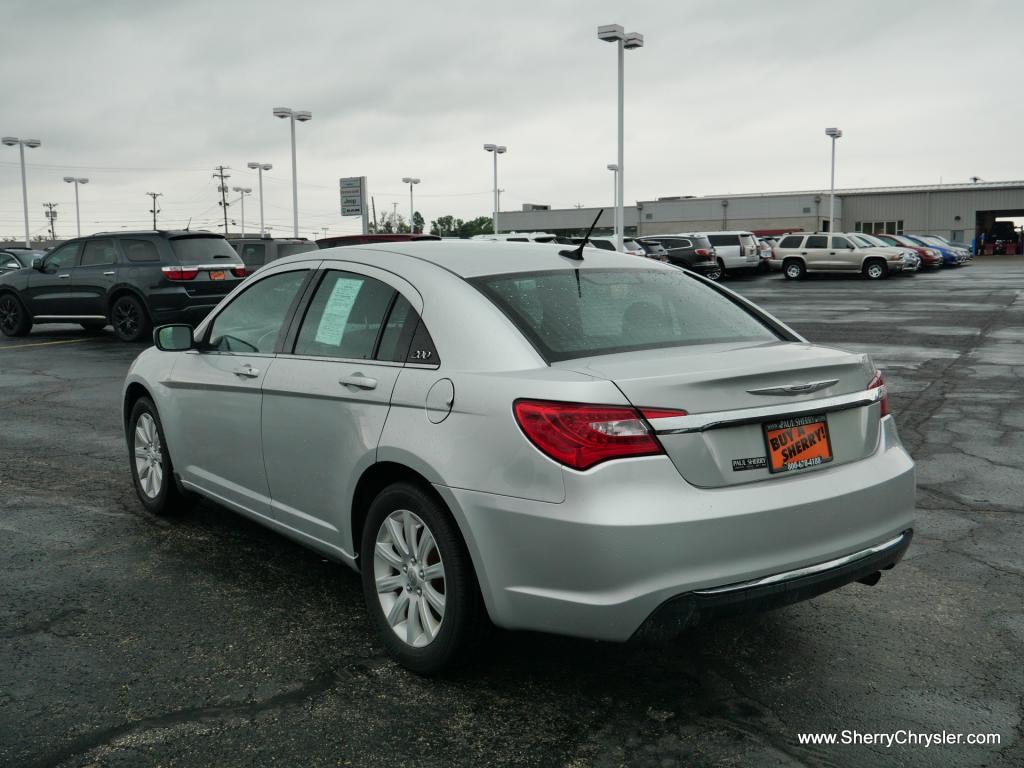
[339,177,366,217]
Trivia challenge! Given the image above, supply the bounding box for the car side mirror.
[32,256,44,270]
[154,324,195,351]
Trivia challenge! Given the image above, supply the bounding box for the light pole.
[273,107,312,237]
[483,144,507,234]
[401,177,420,233]
[146,192,162,229]
[63,176,89,238]
[825,127,842,232]
[246,162,272,235]
[598,25,643,251]
[232,186,252,238]
[607,163,619,239]
[2,136,42,248]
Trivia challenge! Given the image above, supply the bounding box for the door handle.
[58,273,71,279]
[103,270,116,276]
[233,365,260,378]
[339,374,378,390]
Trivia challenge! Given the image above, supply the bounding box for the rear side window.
[170,236,239,264]
[294,271,396,360]
[805,236,828,249]
[122,239,160,262]
[707,235,740,247]
[239,243,266,266]
[277,242,318,259]
[779,235,803,248]
[472,268,778,363]
[589,240,616,251]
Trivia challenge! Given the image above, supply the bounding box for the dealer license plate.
[763,413,833,474]
[209,270,226,280]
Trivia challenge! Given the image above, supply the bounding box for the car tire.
[111,294,151,343]
[128,396,189,516]
[361,482,486,675]
[783,259,806,280]
[863,259,888,280]
[703,263,723,281]
[0,292,32,336]
[80,320,107,332]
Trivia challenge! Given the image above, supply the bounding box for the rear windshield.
[471,268,779,363]
[169,236,239,264]
[707,234,740,247]
[689,236,712,249]
[277,242,318,259]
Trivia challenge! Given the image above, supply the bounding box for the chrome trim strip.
[746,379,838,396]
[648,386,883,434]
[162,264,245,271]
[33,315,107,320]
[693,533,908,595]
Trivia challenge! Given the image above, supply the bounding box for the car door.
[829,236,858,271]
[801,234,831,270]
[23,241,81,318]
[260,265,421,556]
[166,266,313,518]
[70,238,118,318]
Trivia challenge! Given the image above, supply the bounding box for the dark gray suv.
[0,231,247,342]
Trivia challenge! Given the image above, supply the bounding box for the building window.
[803,207,811,214]
[855,221,863,232]
[950,230,964,242]
[897,220,904,235]
[644,213,652,220]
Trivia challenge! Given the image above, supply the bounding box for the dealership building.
[499,180,1024,247]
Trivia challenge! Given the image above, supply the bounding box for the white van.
[670,231,759,274]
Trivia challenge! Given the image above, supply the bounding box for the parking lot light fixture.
[3,136,41,247]
[598,25,644,252]
[247,162,272,235]
[273,107,312,237]
[825,127,843,233]
[401,177,421,233]
[63,176,89,238]
[231,186,252,238]
[483,144,507,234]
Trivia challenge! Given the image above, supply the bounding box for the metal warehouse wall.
[841,187,1024,238]
[498,206,638,234]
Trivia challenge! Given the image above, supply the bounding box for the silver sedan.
[123,241,915,673]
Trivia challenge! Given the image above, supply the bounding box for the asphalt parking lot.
[1,261,1022,767]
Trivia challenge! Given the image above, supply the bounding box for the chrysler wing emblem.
[746,379,839,396]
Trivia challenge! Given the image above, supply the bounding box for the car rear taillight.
[161,266,199,281]
[231,266,248,278]
[694,248,709,256]
[513,400,684,470]
[868,371,890,417]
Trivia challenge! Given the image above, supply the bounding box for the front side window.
[44,242,81,272]
[207,270,307,353]
[472,268,779,363]
[293,271,396,360]
[80,239,116,266]
[831,236,852,249]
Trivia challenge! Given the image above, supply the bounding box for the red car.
[316,233,440,248]
[872,234,943,269]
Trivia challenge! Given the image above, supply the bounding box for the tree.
[457,216,493,238]
[412,211,425,234]
[430,215,461,237]
[429,214,493,238]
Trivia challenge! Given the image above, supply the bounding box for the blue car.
[903,235,961,266]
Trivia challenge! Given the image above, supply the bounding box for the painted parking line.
[0,338,91,351]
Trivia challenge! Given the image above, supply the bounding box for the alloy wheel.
[785,264,802,279]
[133,412,164,498]
[866,263,885,279]
[373,509,446,647]
[115,300,140,337]
[0,296,19,333]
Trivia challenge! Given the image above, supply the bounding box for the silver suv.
[771,232,904,280]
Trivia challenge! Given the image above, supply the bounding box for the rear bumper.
[437,415,915,642]
[633,529,912,640]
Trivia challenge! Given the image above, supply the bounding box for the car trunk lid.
[555,340,882,487]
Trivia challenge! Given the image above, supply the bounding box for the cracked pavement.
[1,261,1021,767]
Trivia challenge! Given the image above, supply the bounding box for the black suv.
[228,236,317,269]
[0,231,247,342]
[638,235,722,280]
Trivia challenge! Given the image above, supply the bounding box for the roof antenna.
[185,217,192,231]
[559,208,603,261]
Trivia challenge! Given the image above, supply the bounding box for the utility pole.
[42,203,58,241]
[213,166,231,234]
[392,201,398,232]
[321,227,328,238]
[146,192,162,229]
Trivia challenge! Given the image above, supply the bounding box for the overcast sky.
[2,0,1021,240]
